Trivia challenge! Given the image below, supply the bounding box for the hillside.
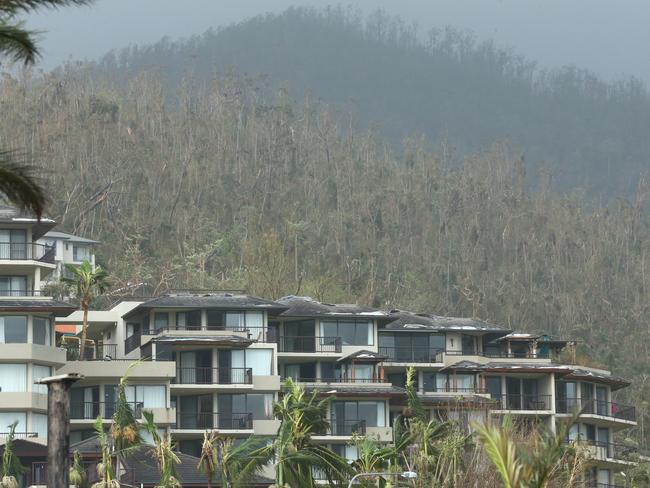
[91,7,650,197]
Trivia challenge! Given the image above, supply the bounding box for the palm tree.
[141,411,181,488]
[62,261,109,359]
[268,378,352,487]
[91,416,119,488]
[0,421,26,488]
[214,436,272,488]
[197,431,218,488]
[69,450,88,488]
[0,0,92,218]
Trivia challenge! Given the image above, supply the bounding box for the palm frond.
[0,21,38,64]
[0,0,93,15]
[0,152,46,217]
[473,421,522,488]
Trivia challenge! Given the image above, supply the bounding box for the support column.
[39,373,83,488]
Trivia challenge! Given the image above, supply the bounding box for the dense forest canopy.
[93,7,650,197]
[0,6,647,444]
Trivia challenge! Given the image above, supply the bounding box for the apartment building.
[37,231,97,282]
[0,206,76,441]
[53,292,637,487]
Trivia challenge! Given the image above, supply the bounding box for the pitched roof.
[337,349,387,362]
[440,360,484,372]
[152,335,254,346]
[0,205,56,238]
[382,310,509,333]
[0,298,76,316]
[122,292,288,318]
[300,383,407,397]
[563,368,631,390]
[43,230,98,244]
[277,295,388,318]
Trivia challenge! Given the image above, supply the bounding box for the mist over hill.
[91,7,649,197]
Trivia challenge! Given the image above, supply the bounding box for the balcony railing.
[0,431,37,439]
[492,394,552,411]
[570,439,637,462]
[0,242,55,263]
[64,343,118,361]
[379,346,443,363]
[446,349,545,359]
[175,412,253,430]
[328,419,367,436]
[276,336,342,353]
[124,332,141,354]
[70,401,144,420]
[423,386,488,394]
[0,289,49,297]
[556,398,636,421]
[172,367,253,385]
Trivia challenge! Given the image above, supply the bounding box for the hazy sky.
[26,0,650,83]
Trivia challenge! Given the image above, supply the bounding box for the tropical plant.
[267,378,352,487]
[349,433,402,488]
[62,260,109,359]
[0,0,92,217]
[142,411,181,488]
[70,450,88,488]
[110,361,142,460]
[473,414,582,488]
[0,421,26,488]
[215,436,272,488]
[197,431,218,488]
[91,416,119,488]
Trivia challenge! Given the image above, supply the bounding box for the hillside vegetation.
[94,7,650,196]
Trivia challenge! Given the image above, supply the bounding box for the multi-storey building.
[37,230,97,282]
[54,293,638,487]
[0,206,75,441]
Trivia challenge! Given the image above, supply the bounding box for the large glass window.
[0,229,26,259]
[32,365,51,394]
[0,364,26,392]
[73,245,91,262]
[33,317,51,345]
[0,316,27,343]
[320,320,373,346]
[378,333,444,361]
[331,401,386,427]
[153,312,169,330]
[33,413,48,438]
[0,412,26,433]
[220,393,273,420]
[0,276,26,296]
[245,349,273,376]
[125,385,167,409]
[177,310,202,330]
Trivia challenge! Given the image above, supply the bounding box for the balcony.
[0,289,50,297]
[492,394,552,411]
[172,367,253,385]
[70,401,144,420]
[285,377,388,384]
[0,242,55,263]
[0,431,37,439]
[328,419,367,436]
[379,346,443,363]
[64,343,118,361]
[276,336,342,353]
[571,439,637,465]
[174,412,253,430]
[556,398,636,422]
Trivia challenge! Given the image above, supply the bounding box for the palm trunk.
[79,304,89,360]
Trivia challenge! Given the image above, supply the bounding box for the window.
[73,245,91,262]
[32,365,51,394]
[220,393,273,420]
[378,333,444,361]
[231,349,273,376]
[423,372,446,392]
[285,363,317,381]
[222,311,264,331]
[153,312,168,330]
[177,310,202,330]
[485,376,502,398]
[33,413,48,438]
[320,320,373,346]
[0,276,26,296]
[331,401,386,428]
[0,316,27,343]
[0,364,26,392]
[0,413,26,433]
[353,364,374,381]
[125,385,167,409]
[0,229,26,259]
[33,317,51,345]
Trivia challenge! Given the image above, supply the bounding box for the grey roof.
[300,384,407,397]
[71,438,272,486]
[123,292,288,318]
[0,299,75,316]
[43,230,98,244]
[416,394,494,406]
[278,295,388,318]
[381,310,509,333]
[0,205,56,238]
[338,349,388,362]
[564,368,630,390]
[440,360,484,372]
[482,362,573,373]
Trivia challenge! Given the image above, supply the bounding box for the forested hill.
[92,7,650,197]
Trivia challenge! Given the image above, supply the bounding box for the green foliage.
[109,361,142,455]
[91,416,119,488]
[141,411,181,488]
[0,421,26,487]
[70,450,88,488]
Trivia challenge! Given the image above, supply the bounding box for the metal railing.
[0,242,55,263]
[0,431,37,439]
[0,289,47,297]
[172,367,253,385]
[378,346,443,363]
[276,336,342,353]
[175,412,253,430]
[424,386,488,393]
[124,332,141,354]
[64,343,118,361]
[32,462,135,486]
[70,401,145,420]
[571,439,637,462]
[556,398,636,421]
[492,394,552,411]
[328,419,367,436]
